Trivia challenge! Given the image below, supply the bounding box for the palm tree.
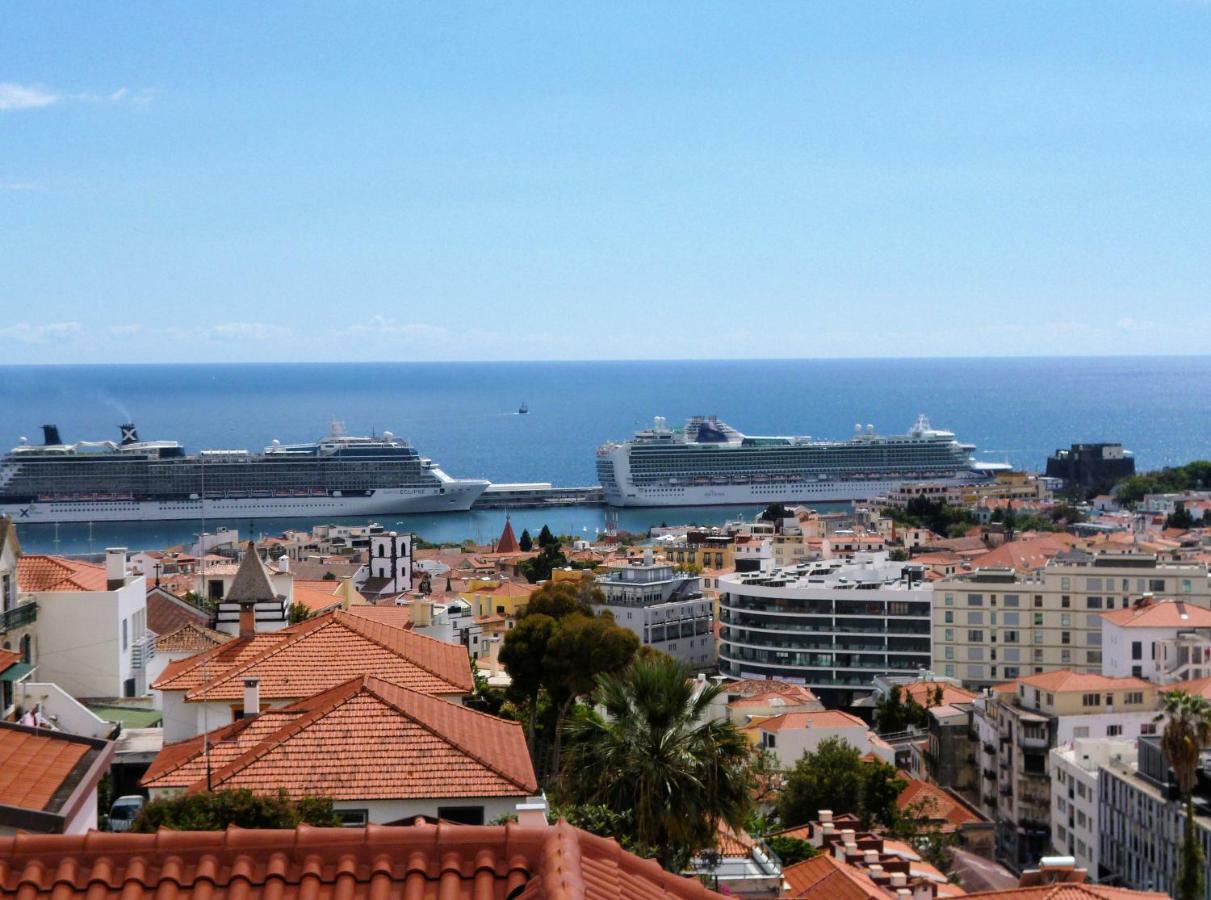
[561,655,753,870]
[1157,689,1211,900]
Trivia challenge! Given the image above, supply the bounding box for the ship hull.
[0,481,489,523]
[602,474,988,508]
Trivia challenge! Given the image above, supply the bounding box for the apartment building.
[934,551,1211,689]
[971,670,1160,870]
[1099,734,1211,900]
[596,551,714,668]
[1049,738,1137,878]
[718,553,932,705]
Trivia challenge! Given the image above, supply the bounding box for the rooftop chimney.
[242,677,261,718]
[818,809,833,823]
[864,850,879,864]
[239,601,257,638]
[106,548,127,591]
[891,872,907,887]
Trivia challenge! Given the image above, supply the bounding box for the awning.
[0,662,33,682]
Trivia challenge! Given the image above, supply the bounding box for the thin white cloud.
[204,322,281,341]
[107,323,144,337]
[0,321,83,344]
[0,82,157,112]
[0,83,58,111]
[0,181,41,192]
[342,316,450,340]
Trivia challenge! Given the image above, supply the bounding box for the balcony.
[0,602,36,633]
[983,768,997,781]
[1019,733,1049,751]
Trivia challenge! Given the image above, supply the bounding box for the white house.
[1101,596,1211,682]
[749,709,895,768]
[1049,738,1137,877]
[16,548,149,699]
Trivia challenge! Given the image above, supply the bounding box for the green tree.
[874,686,927,733]
[777,737,907,830]
[537,524,558,549]
[563,655,753,871]
[1167,502,1196,531]
[287,602,314,625]
[889,795,959,872]
[1158,690,1211,900]
[519,529,534,552]
[132,789,341,832]
[499,613,558,750]
[768,835,816,866]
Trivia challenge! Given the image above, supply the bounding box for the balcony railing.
[1019,733,1049,750]
[0,602,36,633]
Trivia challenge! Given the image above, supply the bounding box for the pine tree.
[519,529,533,551]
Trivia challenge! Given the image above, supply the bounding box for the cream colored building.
[934,551,1211,688]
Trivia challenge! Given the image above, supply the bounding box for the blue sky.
[3,2,1210,363]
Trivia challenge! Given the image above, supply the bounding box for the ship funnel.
[120,423,140,445]
[41,424,62,446]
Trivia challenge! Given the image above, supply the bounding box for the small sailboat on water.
[518,401,529,415]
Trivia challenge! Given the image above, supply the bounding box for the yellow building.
[459,579,539,618]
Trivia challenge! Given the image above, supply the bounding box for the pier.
[471,482,604,509]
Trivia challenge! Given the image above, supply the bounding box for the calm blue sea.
[3,357,1209,554]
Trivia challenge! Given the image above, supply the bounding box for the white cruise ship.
[0,421,489,524]
[596,414,1005,508]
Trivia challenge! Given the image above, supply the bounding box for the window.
[1106,724,1122,737]
[968,647,984,661]
[1060,613,1071,627]
[944,611,954,624]
[1034,613,1044,626]
[944,663,955,677]
[1182,579,1193,594]
[1073,726,1089,738]
[1087,650,1102,664]
[763,732,777,749]
[1131,641,1142,661]
[968,630,984,643]
[945,646,955,660]
[1086,577,1103,591]
[1140,722,1157,736]
[1034,630,1044,644]
[1149,579,1165,592]
[1004,612,1020,626]
[1062,631,1071,645]
[1061,577,1071,591]
[336,809,368,827]
[1004,594,1020,607]
[1033,649,1044,662]
[1086,596,1103,609]
[1061,595,1071,608]
[436,806,485,825]
[1082,693,1100,707]
[1004,630,1019,643]
[1125,691,1144,705]
[945,593,954,606]
[968,611,984,626]
[1087,632,1102,646]
[1034,596,1043,608]
[122,618,129,651]
[968,594,984,607]
[1061,650,1071,663]
[1004,666,1020,678]
[944,628,954,642]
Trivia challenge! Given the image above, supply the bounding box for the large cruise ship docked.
[0,422,489,523]
[596,414,1006,507]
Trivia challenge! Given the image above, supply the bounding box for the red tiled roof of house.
[1101,598,1211,629]
[0,821,723,900]
[1013,670,1153,694]
[721,679,821,704]
[0,649,22,673]
[782,853,884,899]
[757,710,867,732]
[343,604,414,630]
[897,777,986,831]
[1163,675,1211,700]
[144,676,537,798]
[153,610,472,702]
[291,580,344,614]
[966,536,1079,573]
[154,622,232,655]
[897,680,978,707]
[471,580,540,599]
[147,588,211,635]
[960,886,1166,899]
[0,725,92,810]
[16,555,110,592]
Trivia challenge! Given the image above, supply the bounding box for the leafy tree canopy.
[132,789,340,832]
[777,737,907,831]
[519,529,534,552]
[1114,461,1211,507]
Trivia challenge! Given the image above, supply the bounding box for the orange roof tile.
[496,517,520,554]
[291,580,344,614]
[1163,675,1211,700]
[1013,670,1153,694]
[897,680,979,707]
[0,649,22,673]
[897,777,986,831]
[144,676,537,799]
[958,886,1166,900]
[721,679,821,704]
[0,821,724,900]
[782,853,884,899]
[343,604,414,630]
[16,555,110,592]
[966,536,1078,573]
[758,710,867,732]
[0,725,92,810]
[154,622,232,655]
[154,610,472,702]
[1101,599,1211,629]
[147,588,211,635]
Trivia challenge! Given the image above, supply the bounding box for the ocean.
[3,357,1209,554]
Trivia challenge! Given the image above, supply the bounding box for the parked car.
[108,795,146,832]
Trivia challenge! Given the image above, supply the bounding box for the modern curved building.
[718,553,933,705]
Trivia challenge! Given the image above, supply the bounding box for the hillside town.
[1,453,1210,900]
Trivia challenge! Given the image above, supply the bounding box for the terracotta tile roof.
[343,604,414,630]
[154,622,232,655]
[0,821,724,900]
[16,555,110,592]
[1101,598,1211,629]
[1013,670,1153,694]
[154,610,472,702]
[0,649,22,673]
[758,710,867,732]
[471,580,540,599]
[966,536,1078,573]
[144,676,537,798]
[721,679,821,704]
[897,680,978,707]
[0,724,92,810]
[959,886,1167,899]
[1164,675,1211,700]
[496,517,521,554]
[897,778,986,831]
[147,588,211,635]
[291,580,344,613]
[782,853,884,899]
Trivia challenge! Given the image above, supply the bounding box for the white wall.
[760,724,877,769]
[15,682,113,738]
[1054,711,1157,745]
[1102,623,1171,679]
